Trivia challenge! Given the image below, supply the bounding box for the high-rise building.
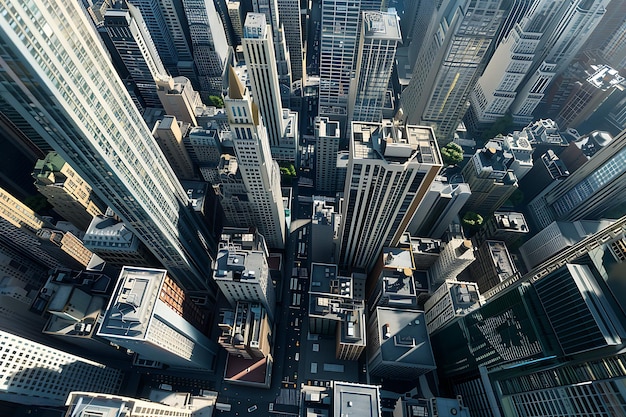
[220,66,286,248]
[152,116,196,180]
[0,0,217,292]
[474,211,529,247]
[83,208,160,267]
[33,152,105,231]
[339,121,442,271]
[98,266,217,370]
[366,307,436,379]
[227,0,244,44]
[242,13,298,162]
[407,175,471,239]
[310,198,341,263]
[509,0,610,125]
[349,10,401,124]
[218,301,272,359]
[397,0,507,142]
[277,0,303,82]
[0,330,121,406]
[468,240,517,293]
[528,127,626,228]
[181,0,229,96]
[424,279,481,334]
[367,246,418,311]
[318,0,362,133]
[252,0,293,107]
[460,139,519,217]
[314,117,341,194]
[103,3,168,109]
[428,238,475,287]
[518,149,569,201]
[213,238,275,320]
[156,76,204,126]
[65,390,218,417]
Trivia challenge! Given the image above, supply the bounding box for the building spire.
[227,65,245,99]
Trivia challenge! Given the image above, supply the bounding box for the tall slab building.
[0,0,217,292]
[220,67,286,249]
[339,121,442,271]
[396,0,507,143]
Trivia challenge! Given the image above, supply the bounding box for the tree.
[209,95,224,108]
[462,211,483,228]
[440,142,463,165]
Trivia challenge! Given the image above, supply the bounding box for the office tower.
[103,3,168,109]
[0,330,121,406]
[331,382,382,417]
[519,149,569,201]
[397,0,506,142]
[460,140,519,217]
[227,0,244,44]
[277,0,303,82]
[32,152,105,231]
[520,219,614,270]
[221,66,286,248]
[349,11,401,124]
[152,116,196,180]
[308,263,366,360]
[553,64,624,130]
[475,211,529,247]
[559,130,614,173]
[156,76,204,126]
[181,0,229,96]
[529,128,626,229]
[65,390,218,417]
[218,301,272,359]
[367,246,418,311]
[242,13,299,162]
[252,0,292,107]
[366,307,436,379]
[311,198,341,263]
[339,122,442,271]
[393,396,471,417]
[98,267,217,370]
[84,208,160,267]
[408,175,471,239]
[608,95,626,132]
[314,117,341,193]
[0,0,217,292]
[428,238,474,287]
[509,0,610,125]
[424,280,481,334]
[0,186,96,270]
[188,123,231,183]
[468,240,516,293]
[126,0,183,76]
[318,0,361,132]
[213,235,275,320]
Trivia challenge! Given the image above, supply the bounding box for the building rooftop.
[310,263,352,298]
[351,122,441,165]
[98,267,165,339]
[214,249,267,283]
[586,64,624,90]
[83,212,139,250]
[243,13,267,39]
[492,211,529,233]
[333,382,381,417]
[485,240,516,281]
[363,11,401,41]
[219,227,268,254]
[180,180,208,213]
[224,354,270,386]
[373,307,435,369]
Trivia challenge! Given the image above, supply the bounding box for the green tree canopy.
[462,211,483,228]
[209,95,224,108]
[441,142,463,165]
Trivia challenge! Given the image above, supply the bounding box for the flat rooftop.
[485,240,516,280]
[363,11,401,41]
[310,263,352,298]
[373,307,436,369]
[333,382,381,417]
[492,211,529,233]
[98,267,165,339]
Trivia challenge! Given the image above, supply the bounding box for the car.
[248,405,257,413]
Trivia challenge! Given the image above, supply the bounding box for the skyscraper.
[314,116,341,193]
[528,127,626,228]
[33,152,105,231]
[181,0,229,96]
[103,3,168,109]
[277,0,303,82]
[152,116,196,180]
[397,0,507,143]
[339,121,442,271]
[0,0,216,292]
[243,13,298,162]
[98,267,218,370]
[221,67,286,249]
[0,330,121,406]
[349,10,401,124]
[469,0,610,128]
